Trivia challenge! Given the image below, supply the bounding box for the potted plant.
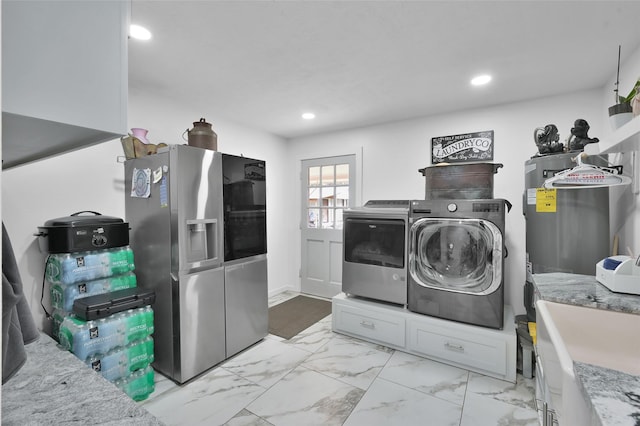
[627,79,640,116]
[608,46,638,129]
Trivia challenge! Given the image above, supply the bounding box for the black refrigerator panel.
[222,154,267,261]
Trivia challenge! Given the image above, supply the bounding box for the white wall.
[287,89,604,315]
[2,88,291,331]
[600,45,640,257]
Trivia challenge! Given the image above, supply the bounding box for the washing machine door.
[409,218,503,295]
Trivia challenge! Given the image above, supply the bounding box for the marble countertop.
[574,363,640,426]
[533,273,640,426]
[532,272,640,314]
[2,332,163,425]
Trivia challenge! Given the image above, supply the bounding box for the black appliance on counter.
[36,211,129,254]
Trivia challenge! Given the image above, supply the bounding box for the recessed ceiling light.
[302,112,316,120]
[130,24,152,41]
[471,74,492,86]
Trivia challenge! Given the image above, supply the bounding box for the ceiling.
[128,1,640,139]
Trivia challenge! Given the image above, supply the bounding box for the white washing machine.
[408,199,510,329]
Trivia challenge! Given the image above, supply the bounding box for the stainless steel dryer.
[408,199,509,329]
[342,200,409,305]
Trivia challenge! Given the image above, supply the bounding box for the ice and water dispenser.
[186,219,219,265]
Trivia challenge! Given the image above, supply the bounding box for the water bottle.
[58,306,154,360]
[86,336,154,382]
[45,247,135,285]
[121,306,155,344]
[50,272,137,311]
[114,365,155,401]
[50,309,73,342]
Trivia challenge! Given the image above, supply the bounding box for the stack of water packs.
[46,246,155,401]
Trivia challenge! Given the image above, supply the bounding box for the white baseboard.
[268,285,298,298]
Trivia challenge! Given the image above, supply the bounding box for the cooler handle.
[70,211,102,217]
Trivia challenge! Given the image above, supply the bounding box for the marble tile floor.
[139,292,538,426]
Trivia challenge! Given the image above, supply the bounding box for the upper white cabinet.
[2,0,129,169]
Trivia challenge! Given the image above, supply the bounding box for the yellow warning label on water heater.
[536,188,557,212]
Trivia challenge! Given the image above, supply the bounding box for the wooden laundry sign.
[431,130,494,164]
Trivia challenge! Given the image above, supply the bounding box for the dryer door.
[410,218,502,295]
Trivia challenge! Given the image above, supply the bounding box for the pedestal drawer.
[408,320,507,376]
[333,302,405,347]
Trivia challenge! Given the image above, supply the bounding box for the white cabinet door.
[333,299,406,348]
[407,320,507,376]
[2,0,128,168]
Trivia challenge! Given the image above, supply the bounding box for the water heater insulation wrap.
[524,152,610,275]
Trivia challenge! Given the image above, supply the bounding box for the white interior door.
[300,155,356,298]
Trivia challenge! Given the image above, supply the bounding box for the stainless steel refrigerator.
[124,145,268,384]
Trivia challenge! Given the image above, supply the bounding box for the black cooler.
[36,211,129,254]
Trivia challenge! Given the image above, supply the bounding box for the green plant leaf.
[622,79,640,103]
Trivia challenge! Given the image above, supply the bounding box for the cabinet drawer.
[408,321,506,376]
[333,303,405,347]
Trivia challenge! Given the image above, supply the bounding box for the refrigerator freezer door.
[173,146,224,273]
[177,266,226,383]
[224,255,268,357]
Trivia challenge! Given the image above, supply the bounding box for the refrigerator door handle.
[224,253,267,270]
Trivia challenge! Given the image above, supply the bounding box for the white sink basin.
[535,301,640,425]
[537,301,640,375]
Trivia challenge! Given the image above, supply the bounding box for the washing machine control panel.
[472,202,502,212]
[447,203,457,212]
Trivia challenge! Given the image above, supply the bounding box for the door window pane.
[309,166,320,187]
[322,208,334,229]
[308,208,320,228]
[336,186,349,208]
[308,188,319,207]
[335,208,344,229]
[321,165,334,186]
[335,164,349,185]
[322,187,335,207]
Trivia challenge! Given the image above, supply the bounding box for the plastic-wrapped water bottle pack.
[45,246,135,285]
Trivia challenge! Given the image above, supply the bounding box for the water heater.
[524,152,610,276]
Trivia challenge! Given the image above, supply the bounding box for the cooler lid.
[43,211,124,227]
[363,200,410,208]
